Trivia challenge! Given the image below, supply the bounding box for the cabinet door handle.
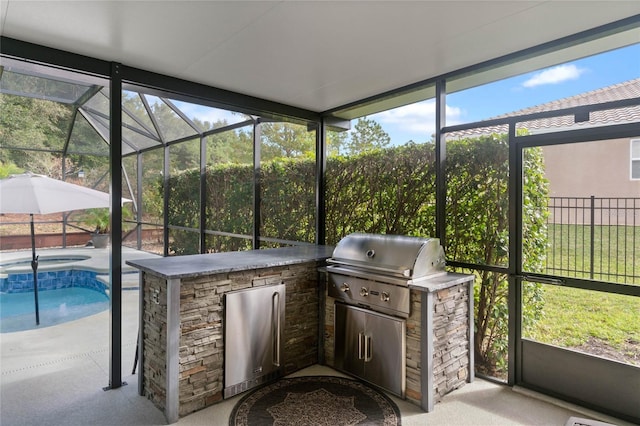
[273,292,281,367]
[358,332,365,360]
[364,335,372,362]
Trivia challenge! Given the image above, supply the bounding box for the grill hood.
[327,233,446,280]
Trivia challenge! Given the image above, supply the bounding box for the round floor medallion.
[229,375,401,426]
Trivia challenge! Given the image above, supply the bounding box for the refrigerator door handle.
[273,292,281,367]
[364,334,372,362]
[358,332,365,360]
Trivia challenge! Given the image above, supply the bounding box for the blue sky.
[371,43,640,144]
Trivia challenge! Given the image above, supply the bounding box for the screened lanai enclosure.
[1,11,640,424]
[0,57,323,255]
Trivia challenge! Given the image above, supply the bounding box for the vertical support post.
[200,135,207,253]
[467,278,475,382]
[137,272,145,396]
[316,119,326,246]
[590,195,595,279]
[136,153,143,250]
[108,61,124,390]
[253,120,262,250]
[61,160,68,248]
[508,121,521,386]
[434,79,446,247]
[315,120,327,365]
[163,145,170,257]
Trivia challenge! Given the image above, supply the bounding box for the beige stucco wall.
[541,137,640,198]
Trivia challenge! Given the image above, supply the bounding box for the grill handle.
[326,260,412,277]
[358,332,365,360]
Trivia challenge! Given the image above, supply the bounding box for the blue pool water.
[0,268,104,294]
[0,287,109,333]
[0,265,110,333]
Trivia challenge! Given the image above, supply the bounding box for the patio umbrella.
[0,172,118,325]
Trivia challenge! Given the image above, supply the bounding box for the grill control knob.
[380,291,390,302]
[340,283,350,292]
[360,287,369,297]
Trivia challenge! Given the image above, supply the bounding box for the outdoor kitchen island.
[127,241,474,424]
[126,245,334,423]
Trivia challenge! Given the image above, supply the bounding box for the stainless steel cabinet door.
[224,283,285,393]
[335,303,366,378]
[362,309,406,397]
[334,303,406,397]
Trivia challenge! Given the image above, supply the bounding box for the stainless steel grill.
[326,233,447,398]
[326,233,446,317]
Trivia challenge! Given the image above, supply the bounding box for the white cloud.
[374,100,464,139]
[376,102,434,133]
[522,64,586,88]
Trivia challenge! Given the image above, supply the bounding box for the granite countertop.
[126,245,334,279]
[408,272,475,293]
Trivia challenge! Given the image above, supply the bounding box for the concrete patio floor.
[0,248,632,425]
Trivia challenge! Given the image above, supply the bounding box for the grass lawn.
[524,284,640,365]
[528,223,639,364]
[544,224,639,285]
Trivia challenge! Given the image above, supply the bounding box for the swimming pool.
[0,252,109,332]
[0,287,109,333]
[0,247,158,332]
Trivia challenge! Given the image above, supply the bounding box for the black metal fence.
[545,196,639,284]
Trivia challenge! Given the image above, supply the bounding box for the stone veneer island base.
[127,246,334,423]
[127,246,474,423]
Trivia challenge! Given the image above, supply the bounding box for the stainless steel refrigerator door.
[224,283,285,397]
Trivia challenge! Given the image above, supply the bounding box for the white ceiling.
[1,1,640,115]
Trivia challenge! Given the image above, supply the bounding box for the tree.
[327,128,349,157]
[343,117,391,155]
[207,127,253,164]
[260,122,316,160]
[0,94,71,176]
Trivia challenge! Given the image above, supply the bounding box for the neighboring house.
[542,137,638,198]
[448,78,640,225]
[519,78,640,200]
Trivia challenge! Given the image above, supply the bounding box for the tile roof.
[447,78,640,139]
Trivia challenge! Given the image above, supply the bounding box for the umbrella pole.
[30,214,40,325]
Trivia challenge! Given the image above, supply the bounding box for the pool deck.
[0,246,161,280]
[0,248,630,426]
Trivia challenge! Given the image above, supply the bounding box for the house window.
[632,139,640,180]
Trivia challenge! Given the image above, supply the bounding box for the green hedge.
[326,142,436,244]
[164,134,548,375]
